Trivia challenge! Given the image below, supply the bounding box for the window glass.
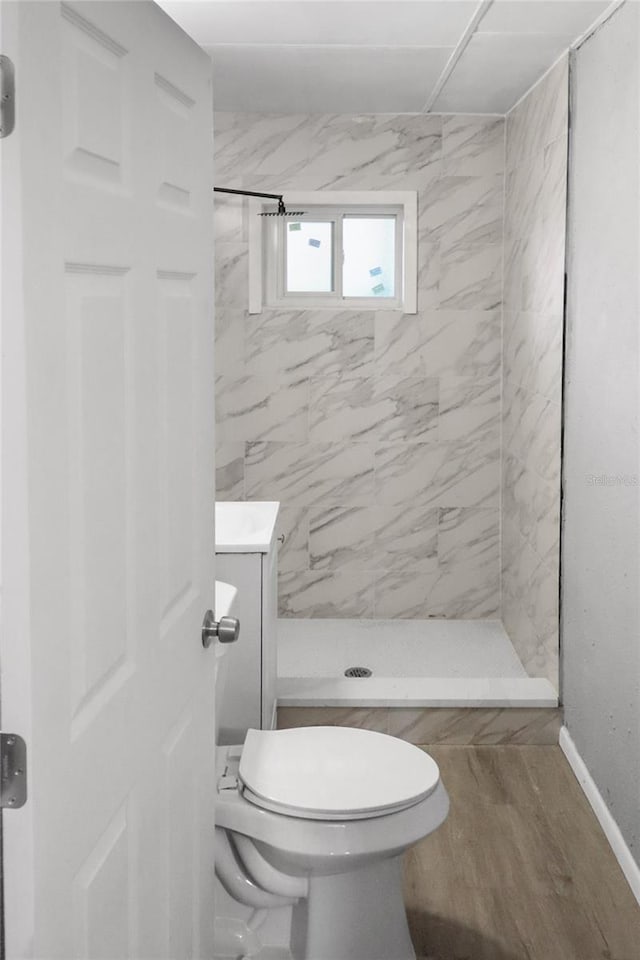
[285,221,333,293]
[343,216,396,298]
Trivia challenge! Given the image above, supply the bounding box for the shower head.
[259,197,306,217]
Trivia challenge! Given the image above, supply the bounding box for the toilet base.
[290,854,415,960]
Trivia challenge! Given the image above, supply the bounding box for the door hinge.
[0,733,27,809]
[0,55,16,139]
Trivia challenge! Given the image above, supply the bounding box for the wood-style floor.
[403,745,640,960]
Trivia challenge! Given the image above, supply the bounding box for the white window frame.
[249,190,417,314]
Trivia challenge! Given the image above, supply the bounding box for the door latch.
[1,733,27,809]
[0,55,15,139]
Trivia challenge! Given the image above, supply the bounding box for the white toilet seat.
[238,726,440,820]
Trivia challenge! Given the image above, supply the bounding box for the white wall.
[562,1,640,866]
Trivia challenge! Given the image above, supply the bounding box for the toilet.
[214,725,449,960]
[212,579,449,959]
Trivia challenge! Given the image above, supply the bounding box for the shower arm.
[214,187,284,202]
[213,187,305,217]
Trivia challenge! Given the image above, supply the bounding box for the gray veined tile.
[215,442,245,501]
[416,235,440,311]
[301,165,436,193]
[297,311,377,379]
[504,154,545,249]
[242,170,343,195]
[374,442,443,506]
[279,569,374,618]
[245,311,316,381]
[439,376,500,442]
[277,707,389,733]
[502,534,559,685]
[375,312,429,378]
[501,510,522,578]
[537,56,569,150]
[308,377,382,442]
[387,707,562,745]
[250,116,318,177]
[502,516,537,600]
[373,570,432,619]
[276,503,309,575]
[438,506,499,570]
[538,228,566,318]
[503,219,532,314]
[503,380,561,485]
[246,310,375,383]
[502,454,560,565]
[499,50,565,692]
[420,174,504,252]
[503,309,535,398]
[375,376,439,443]
[428,560,500,618]
[520,216,565,317]
[375,436,501,510]
[520,636,559,688]
[215,242,249,308]
[304,113,443,188]
[505,60,561,171]
[376,310,501,382]
[439,242,503,311]
[543,134,568,235]
[420,310,502,380]
[374,504,439,573]
[309,504,377,571]
[216,374,308,443]
[503,310,563,405]
[506,57,568,169]
[524,553,559,647]
[245,441,375,506]
[502,572,551,681]
[442,115,505,176]
[214,112,316,180]
[215,309,245,377]
[433,433,501,509]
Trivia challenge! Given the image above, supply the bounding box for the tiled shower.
[215,58,568,695]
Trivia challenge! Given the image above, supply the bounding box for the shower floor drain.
[344,666,372,678]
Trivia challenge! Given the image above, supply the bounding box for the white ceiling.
[157,0,614,114]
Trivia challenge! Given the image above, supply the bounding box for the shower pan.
[277,618,558,708]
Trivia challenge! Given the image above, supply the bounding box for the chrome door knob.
[201,610,240,648]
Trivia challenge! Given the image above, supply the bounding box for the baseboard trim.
[559,725,640,905]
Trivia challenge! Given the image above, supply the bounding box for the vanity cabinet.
[215,544,277,744]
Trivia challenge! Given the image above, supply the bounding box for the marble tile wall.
[502,58,569,686]
[276,706,563,745]
[215,111,506,619]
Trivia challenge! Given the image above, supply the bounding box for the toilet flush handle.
[201,610,240,648]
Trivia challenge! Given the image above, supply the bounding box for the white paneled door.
[1,2,216,957]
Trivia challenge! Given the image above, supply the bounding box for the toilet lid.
[238,727,440,820]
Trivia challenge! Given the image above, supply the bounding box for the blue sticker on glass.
[308,238,321,248]
[369,266,382,276]
[372,283,385,294]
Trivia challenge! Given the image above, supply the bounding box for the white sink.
[215,501,280,553]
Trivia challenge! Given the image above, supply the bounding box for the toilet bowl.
[214,726,449,960]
